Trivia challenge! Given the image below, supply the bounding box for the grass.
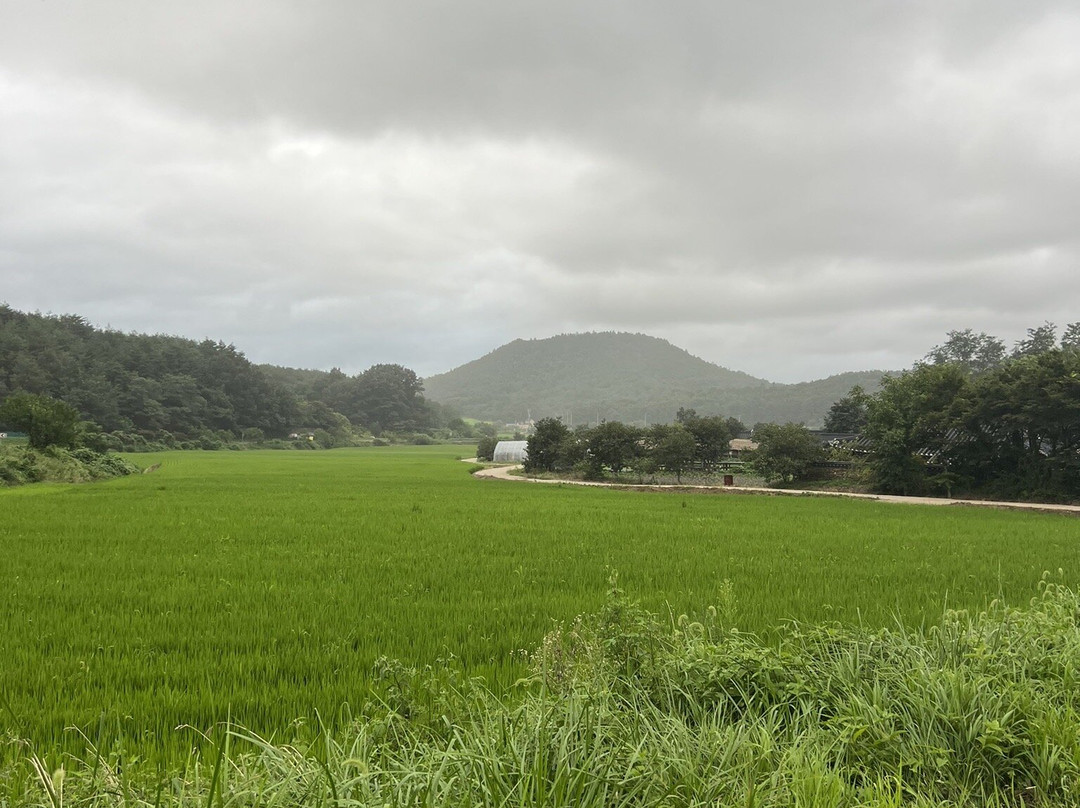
[10,580,1080,806]
[2,445,1079,777]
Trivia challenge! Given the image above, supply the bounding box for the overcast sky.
[1,2,1078,382]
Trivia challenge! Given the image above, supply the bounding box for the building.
[492,440,529,463]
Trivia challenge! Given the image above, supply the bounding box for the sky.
[1,2,1078,383]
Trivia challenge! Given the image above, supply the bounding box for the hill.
[0,304,446,445]
[423,332,888,427]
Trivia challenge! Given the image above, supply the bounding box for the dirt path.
[470,462,1080,516]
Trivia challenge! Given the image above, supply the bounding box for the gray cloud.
[1,1,1078,383]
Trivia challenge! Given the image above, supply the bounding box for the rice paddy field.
[2,445,1080,771]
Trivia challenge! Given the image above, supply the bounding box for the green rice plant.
[11,580,1080,806]
[2,446,1080,783]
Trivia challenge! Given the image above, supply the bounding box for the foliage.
[586,420,640,475]
[861,342,1080,500]
[0,392,82,449]
[750,422,823,483]
[950,349,1080,498]
[325,363,430,434]
[822,384,869,432]
[524,417,570,472]
[925,328,1007,375]
[675,408,733,468]
[725,415,748,436]
[646,423,696,482]
[0,305,448,445]
[475,435,497,461]
[521,414,737,481]
[1063,322,1080,349]
[862,364,970,495]
[13,576,1080,806]
[0,443,138,486]
[1013,321,1059,358]
[558,427,589,471]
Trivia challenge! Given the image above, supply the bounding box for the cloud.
[1,1,1079,382]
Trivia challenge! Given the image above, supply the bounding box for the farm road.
[470,462,1080,516]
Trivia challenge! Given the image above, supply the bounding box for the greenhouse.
[492,440,528,463]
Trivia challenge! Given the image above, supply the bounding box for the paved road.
[470,462,1080,515]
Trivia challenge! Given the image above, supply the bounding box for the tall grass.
[9,578,1080,806]
[2,446,1079,775]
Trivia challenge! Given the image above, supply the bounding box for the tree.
[1061,322,1080,350]
[952,349,1080,498]
[1013,322,1057,358]
[330,364,430,434]
[925,329,1006,375]
[823,386,870,432]
[675,409,735,467]
[750,423,823,483]
[586,421,640,476]
[681,414,731,469]
[0,392,82,449]
[674,407,698,424]
[649,423,696,483]
[524,418,569,473]
[476,435,497,461]
[557,429,588,470]
[862,365,969,495]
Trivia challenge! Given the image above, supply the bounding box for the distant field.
[2,445,1079,764]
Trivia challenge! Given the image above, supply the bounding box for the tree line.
[484,409,745,482]
[825,323,1080,500]
[0,305,466,449]
[485,321,1080,503]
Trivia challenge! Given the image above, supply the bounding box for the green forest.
[0,304,467,451]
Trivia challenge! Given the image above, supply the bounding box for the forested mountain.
[0,305,448,445]
[0,306,886,442]
[423,332,888,427]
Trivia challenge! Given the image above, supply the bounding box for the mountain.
[423,332,889,427]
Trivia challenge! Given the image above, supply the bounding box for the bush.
[476,436,497,461]
[102,431,172,452]
[0,445,138,487]
[197,435,223,450]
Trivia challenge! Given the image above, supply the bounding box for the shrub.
[0,445,138,487]
[476,435,497,461]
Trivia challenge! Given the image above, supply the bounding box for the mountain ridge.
[423,332,890,427]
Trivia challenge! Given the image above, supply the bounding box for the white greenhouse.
[492,440,529,463]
